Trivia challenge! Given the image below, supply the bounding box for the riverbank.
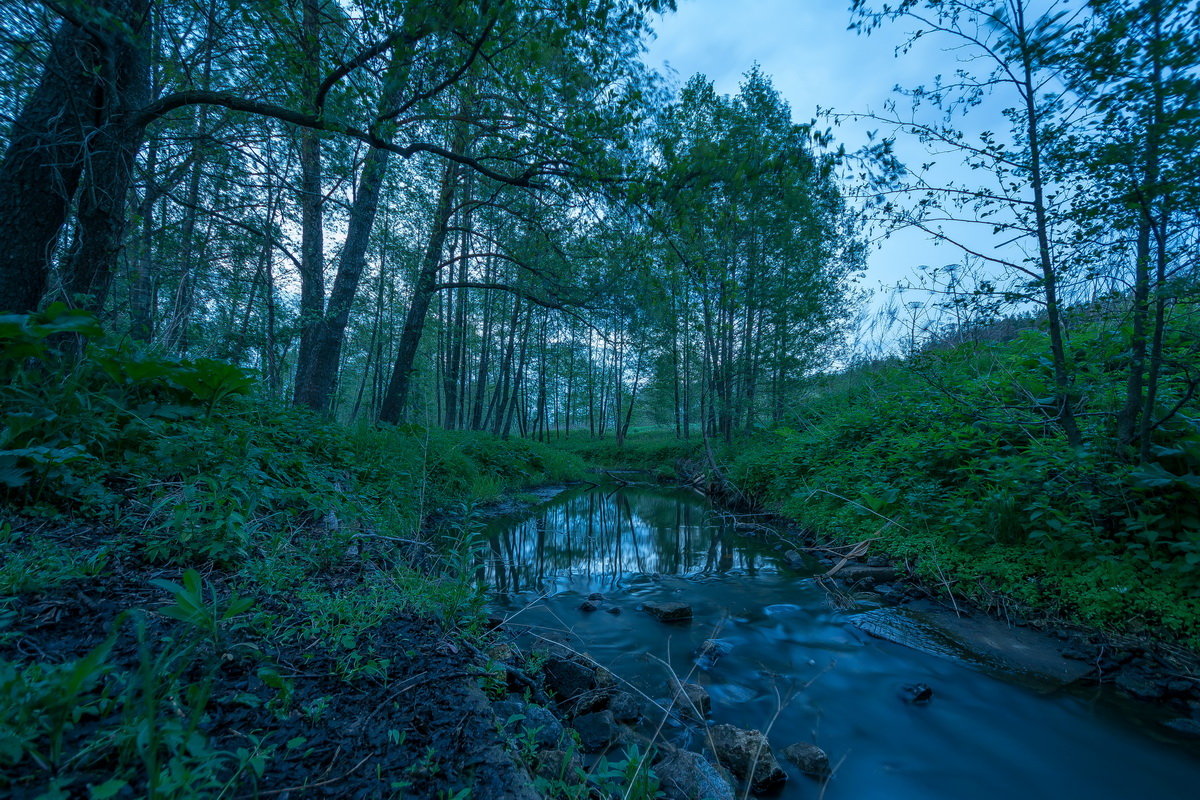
[576,431,1200,734]
[551,429,1200,728]
[0,327,587,797]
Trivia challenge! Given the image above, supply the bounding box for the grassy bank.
[722,322,1200,648]
[0,307,584,797]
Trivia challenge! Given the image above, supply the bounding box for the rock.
[494,700,523,720]
[494,701,564,748]
[655,749,735,800]
[608,691,642,723]
[543,658,596,702]
[669,680,711,718]
[594,666,618,690]
[606,606,622,615]
[579,600,601,612]
[642,600,693,623]
[571,710,617,753]
[587,592,605,601]
[783,742,830,778]
[1059,645,1093,661]
[834,564,897,586]
[487,643,515,662]
[1115,672,1166,701]
[866,555,890,567]
[783,550,806,569]
[564,688,612,717]
[708,724,787,793]
[900,683,934,704]
[1166,680,1193,695]
[695,639,734,670]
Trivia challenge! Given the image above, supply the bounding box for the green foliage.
[0,610,269,799]
[0,626,119,768]
[151,569,255,648]
[0,309,594,795]
[725,316,1200,644]
[556,430,702,471]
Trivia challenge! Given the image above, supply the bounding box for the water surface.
[484,486,1200,799]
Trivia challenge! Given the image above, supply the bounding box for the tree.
[1072,0,1200,459]
[643,69,856,441]
[851,0,1090,447]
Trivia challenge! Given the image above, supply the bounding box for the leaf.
[1128,462,1178,489]
[88,779,128,799]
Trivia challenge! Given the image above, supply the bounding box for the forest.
[2,0,1199,798]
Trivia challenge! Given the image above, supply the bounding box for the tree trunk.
[292,0,325,405]
[0,12,108,312]
[1017,5,1082,448]
[377,157,460,423]
[60,0,152,312]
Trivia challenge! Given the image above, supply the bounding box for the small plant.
[151,569,254,652]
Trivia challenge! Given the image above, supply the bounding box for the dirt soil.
[1,521,538,800]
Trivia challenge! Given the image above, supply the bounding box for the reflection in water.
[481,488,777,594]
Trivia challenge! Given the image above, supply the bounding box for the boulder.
[642,601,693,623]
[579,600,601,613]
[783,550,807,569]
[708,724,787,793]
[587,592,606,601]
[572,710,617,753]
[543,658,596,702]
[668,680,711,718]
[609,691,643,723]
[606,606,622,615]
[782,742,830,778]
[655,749,735,800]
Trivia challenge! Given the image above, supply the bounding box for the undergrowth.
[723,320,1200,647]
[0,305,586,797]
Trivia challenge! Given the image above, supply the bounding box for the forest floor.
[1,513,545,800]
[0,337,588,799]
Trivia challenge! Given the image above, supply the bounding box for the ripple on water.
[764,603,805,616]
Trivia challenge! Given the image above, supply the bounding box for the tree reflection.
[483,487,772,593]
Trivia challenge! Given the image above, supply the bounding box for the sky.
[640,0,1010,344]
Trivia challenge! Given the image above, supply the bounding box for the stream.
[483,485,1200,799]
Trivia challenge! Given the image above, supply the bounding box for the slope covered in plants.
[727,316,1200,646]
[0,307,584,797]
